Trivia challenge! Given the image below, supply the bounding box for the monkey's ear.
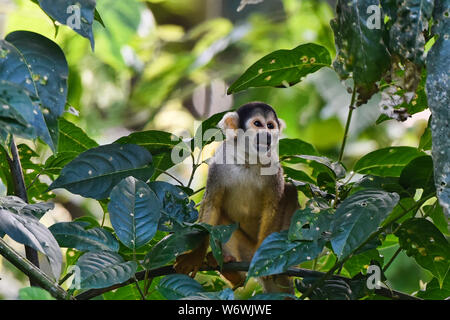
[278,118,286,133]
[218,112,239,132]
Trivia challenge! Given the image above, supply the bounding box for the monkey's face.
[218,102,285,164]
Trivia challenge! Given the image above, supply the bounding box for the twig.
[4,138,40,286]
[338,84,357,163]
[0,237,72,300]
[75,262,420,300]
[383,247,402,273]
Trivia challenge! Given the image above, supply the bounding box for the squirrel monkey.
[175,102,299,292]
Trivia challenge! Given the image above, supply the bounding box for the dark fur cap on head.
[236,102,280,129]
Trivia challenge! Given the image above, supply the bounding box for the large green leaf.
[331,0,391,104]
[399,155,435,196]
[278,138,319,158]
[108,176,161,249]
[148,181,198,232]
[5,31,69,144]
[49,144,154,199]
[425,0,450,218]
[0,209,62,279]
[37,0,97,50]
[143,229,206,270]
[115,130,189,159]
[76,251,137,289]
[354,147,425,177]
[396,218,450,286]
[330,189,399,259]
[228,43,331,94]
[157,274,204,300]
[248,230,325,278]
[388,0,434,66]
[49,221,119,252]
[423,202,449,236]
[57,118,98,154]
[288,208,334,242]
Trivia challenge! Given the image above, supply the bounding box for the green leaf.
[381,197,417,227]
[49,144,154,200]
[248,230,325,278]
[57,118,98,154]
[0,209,62,279]
[288,208,334,242]
[49,221,119,252]
[282,166,316,185]
[388,0,434,66]
[194,223,239,267]
[425,0,450,218]
[418,117,432,151]
[108,176,161,249]
[417,273,450,300]
[76,251,137,289]
[5,31,69,148]
[354,147,425,177]
[227,43,331,94]
[157,274,204,300]
[115,130,189,159]
[148,181,198,231]
[37,0,97,50]
[283,155,346,180]
[191,111,227,150]
[279,138,319,158]
[423,202,449,236]
[143,229,207,270]
[0,196,54,220]
[19,287,55,300]
[331,0,391,105]
[343,249,384,278]
[42,151,80,176]
[0,81,49,143]
[399,155,435,196]
[396,218,450,287]
[330,189,399,259]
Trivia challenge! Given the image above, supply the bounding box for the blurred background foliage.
[0,0,432,298]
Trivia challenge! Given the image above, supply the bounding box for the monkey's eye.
[253,120,263,127]
[267,122,275,129]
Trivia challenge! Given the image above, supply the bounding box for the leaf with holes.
[248,230,325,278]
[0,209,62,279]
[49,144,154,200]
[331,0,391,105]
[148,181,198,231]
[76,251,137,289]
[228,43,331,94]
[157,274,204,300]
[5,31,69,147]
[354,147,425,177]
[396,218,450,287]
[49,221,119,252]
[330,189,399,259]
[108,176,161,249]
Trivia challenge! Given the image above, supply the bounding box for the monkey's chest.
[220,166,272,237]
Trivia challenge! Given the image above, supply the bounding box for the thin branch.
[75,262,420,301]
[338,84,357,163]
[5,138,40,286]
[383,247,402,273]
[0,237,72,300]
[154,168,185,187]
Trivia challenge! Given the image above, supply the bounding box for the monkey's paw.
[174,252,204,277]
